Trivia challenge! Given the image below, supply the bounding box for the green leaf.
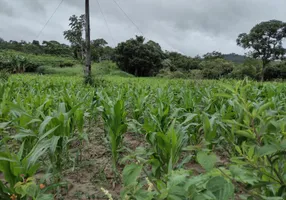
[235,130,255,139]
[27,140,50,167]
[17,141,25,159]
[0,122,10,129]
[257,102,273,115]
[0,156,16,162]
[122,164,143,186]
[11,129,37,140]
[39,116,53,135]
[36,194,54,200]
[158,189,168,199]
[206,176,234,200]
[26,182,38,197]
[229,165,258,185]
[38,126,59,141]
[50,136,61,154]
[197,151,217,171]
[257,144,279,157]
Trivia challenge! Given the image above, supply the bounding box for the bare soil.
[61,125,147,199]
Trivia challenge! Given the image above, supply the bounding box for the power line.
[111,0,144,36]
[111,0,180,53]
[36,0,64,39]
[96,0,116,46]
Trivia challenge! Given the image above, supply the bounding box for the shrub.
[264,62,286,80]
[230,64,258,80]
[188,69,204,79]
[199,59,234,79]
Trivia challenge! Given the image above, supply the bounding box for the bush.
[161,59,176,71]
[188,69,204,79]
[264,62,286,80]
[230,64,258,80]
[199,59,234,79]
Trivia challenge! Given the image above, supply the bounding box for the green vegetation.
[1,6,286,200]
[1,19,286,81]
[237,20,286,81]
[0,50,76,73]
[0,75,286,199]
[36,61,133,77]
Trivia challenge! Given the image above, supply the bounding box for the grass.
[36,61,134,78]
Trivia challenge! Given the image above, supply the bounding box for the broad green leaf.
[206,176,234,200]
[257,144,279,157]
[122,164,143,186]
[197,151,217,171]
[229,165,258,185]
[26,182,38,197]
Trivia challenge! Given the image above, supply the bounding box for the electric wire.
[111,0,144,35]
[96,0,116,46]
[111,0,180,53]
[36,0,64,39]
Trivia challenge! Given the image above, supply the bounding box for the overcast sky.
[0,0,285,56]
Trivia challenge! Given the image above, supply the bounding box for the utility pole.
[85,0,91,80]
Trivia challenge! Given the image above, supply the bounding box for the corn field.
[0,75,286,200]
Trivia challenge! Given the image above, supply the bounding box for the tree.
[199,59,234,79]
[115,36,164,76]
[101,46,115,61]
[42,40,71,56]
[203,51,223,60]
[91,39,108,62]
[63,14,86,60]
[264,62,286,80]
[32,40,40,46]
[164,52,201,71]
[237,20,286,81]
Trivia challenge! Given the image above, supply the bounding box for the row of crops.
[0,75,286,199]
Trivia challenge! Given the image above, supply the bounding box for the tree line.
[1,15,286,81]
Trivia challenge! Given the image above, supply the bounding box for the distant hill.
[223,53,246,63]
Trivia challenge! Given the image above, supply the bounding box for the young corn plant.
[44,102,84,178]
[145,120,189,177]
[98,91,127,173]
[130,87,149,122]
[0,139,51,199]
[128,110,193,176]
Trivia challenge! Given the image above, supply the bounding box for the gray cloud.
[0,0,13,16]
[0,0,285,56]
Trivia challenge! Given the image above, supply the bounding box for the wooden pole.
[85,0,91,78]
